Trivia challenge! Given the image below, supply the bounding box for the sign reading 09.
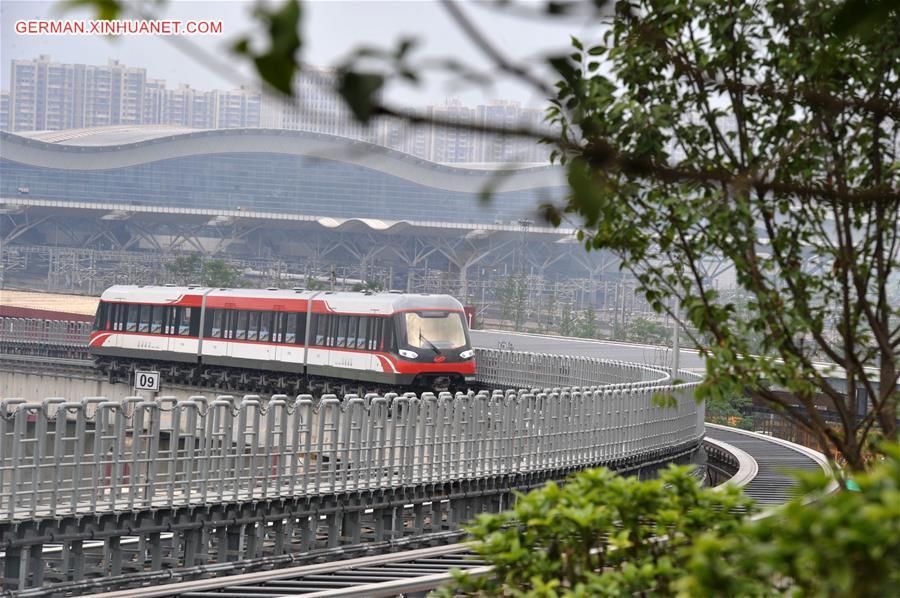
[133,370,160,392]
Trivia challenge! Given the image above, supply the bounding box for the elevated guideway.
[0,314,837,596]
[86,424,834,598]
[471,329,705,370]
[1,346,705,594]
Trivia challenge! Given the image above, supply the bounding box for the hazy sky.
[1,0,606,108]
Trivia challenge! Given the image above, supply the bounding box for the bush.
[439,446,900,597]
[438,465,752,596]
[678,445,900,597]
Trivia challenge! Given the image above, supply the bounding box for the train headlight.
[459,349,475,359]
[399,349,419,359]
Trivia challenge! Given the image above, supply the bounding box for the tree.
[499,275,527,331]
[578,303,598,339]
[559,302,576,337]
[545,291,558,333]
[201,259,242,288]
[437,465,753,597]
[705,393,754,431]
[514,275,528,331]
[165,254,201,285]
[305,277,328,291]
[351,279,384,292]
[538,1,899,470]
[626,316,669,344]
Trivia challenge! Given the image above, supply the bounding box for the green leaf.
[233,0,302,95]
[831,0,897,39]
[64,0,122,21]
[337,71,385,124]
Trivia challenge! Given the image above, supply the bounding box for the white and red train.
[90,285,476,390]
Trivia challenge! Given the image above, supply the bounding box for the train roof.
[99,285,464,314]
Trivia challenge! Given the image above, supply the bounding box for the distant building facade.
[1,127,564,224]
[4,55,261,133]
[3,56,549,163]
[0,90,9,132]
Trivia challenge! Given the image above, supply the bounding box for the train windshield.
[403,311,467,350]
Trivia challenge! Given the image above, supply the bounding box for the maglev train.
[89,285,477,389]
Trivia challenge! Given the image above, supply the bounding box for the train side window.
[202,308,211,337]
[189,308,200,337]
[259,312,271,342]
[335,316,348,348]
[151,305,164,334]
[206,309,221,338]
[308,314,318,345]
[170,307,180,335]
[165,307,176,335]
[370,317,381,351]
[383,317,395,352]
[285,313,297,343]
[213,309,231,338]
[106,303,117,331]
[219,309,230,339]
[235,310,248,340]
[328,315,339,347]
[248,311,260,341]
[179,307,193,336]
[316,314,328,346]
[357,317,369,350]
[136,304,149,333]
[126,304,139,332]
[347,316,360,348]
[321,315,330,346]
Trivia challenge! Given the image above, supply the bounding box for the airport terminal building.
[1,127,565,224]
[0,126,625,318]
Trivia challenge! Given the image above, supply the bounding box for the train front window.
[403,311,467,350]
[93,302,107,331]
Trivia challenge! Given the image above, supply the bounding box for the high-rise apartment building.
[5,56,550,163]
[1,91,10,131]
[142,79,166,125]
[262,67,381,143]
[476,100,547,163]
[5,56,262,133]
[214,86,261,129]
[9,55,78,131]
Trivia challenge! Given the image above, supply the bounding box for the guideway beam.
[0,349,704,592]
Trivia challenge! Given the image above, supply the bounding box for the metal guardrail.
[0,316,92,347]
[0,316,675,389]
[476,349,671,388]
[0,376,703,521]
[104,433,769,598]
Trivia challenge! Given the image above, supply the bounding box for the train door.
[203,308,228,359]
[275,311,305,372]
[226,310,249,360]
[168,306,198,360]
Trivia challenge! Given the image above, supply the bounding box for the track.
[704,424,835,506]
[85,545,484,598]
